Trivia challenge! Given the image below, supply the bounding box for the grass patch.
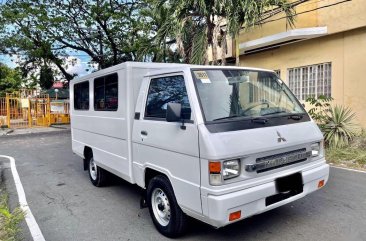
[0,193,24,241]
[326,133,366,170]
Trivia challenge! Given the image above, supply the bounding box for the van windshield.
[192,69,306,122]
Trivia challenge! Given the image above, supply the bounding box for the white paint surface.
[0,155,46,241]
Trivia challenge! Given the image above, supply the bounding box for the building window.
[145,75,191,120]
[288,63,331,101]
[94,73,118,111]
[274,69,281,77]
[74,81,89,110]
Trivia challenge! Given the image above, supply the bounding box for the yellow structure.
[233,0,366,127]
[0,91,70,129]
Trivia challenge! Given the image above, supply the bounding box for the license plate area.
[276,172,303,193]
[266,172,303,206]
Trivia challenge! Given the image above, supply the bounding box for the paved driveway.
[0,132,365,241]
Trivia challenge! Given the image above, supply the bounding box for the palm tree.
[152,0,306,65]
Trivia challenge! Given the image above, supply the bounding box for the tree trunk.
[235,34,240,66]
[211,23,220,65]
[221,31,227,66]
[212,42,218,65]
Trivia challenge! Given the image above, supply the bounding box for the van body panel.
[131,71,202,214]
[71,63,185,182]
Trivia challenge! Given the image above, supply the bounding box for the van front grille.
[249,148,311,173]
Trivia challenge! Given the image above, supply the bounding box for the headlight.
[209,160,240,185]
[223,160,240,180]
[311,142,320,157]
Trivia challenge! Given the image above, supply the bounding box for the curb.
[0,128,70,138]
[50,125,70,130]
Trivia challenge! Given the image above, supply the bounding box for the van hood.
[198,120,323,160]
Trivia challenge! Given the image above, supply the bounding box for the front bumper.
[205,163,329,228]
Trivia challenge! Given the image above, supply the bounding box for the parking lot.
[0,131,365,241]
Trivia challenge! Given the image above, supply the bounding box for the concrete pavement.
[0,125,70,136]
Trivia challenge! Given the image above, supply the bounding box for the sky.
[0,52,96,78]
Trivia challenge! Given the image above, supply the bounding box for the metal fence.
[0,91,70,129]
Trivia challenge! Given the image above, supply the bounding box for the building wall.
[239,27,366,127]
[239,0,366,43]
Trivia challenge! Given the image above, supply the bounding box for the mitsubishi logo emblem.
[277,131,286,143]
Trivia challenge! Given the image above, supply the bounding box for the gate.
[0,92,51,128]
[49,100,70,125]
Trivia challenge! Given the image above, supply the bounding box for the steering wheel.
[241,102,270,115]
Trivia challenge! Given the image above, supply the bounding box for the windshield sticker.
[194,71,211,83]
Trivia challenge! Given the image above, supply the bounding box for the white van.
[70,62,329,237]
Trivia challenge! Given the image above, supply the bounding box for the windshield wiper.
[262,111,304,120]
[261,110,287,116]
[251,117,268,124]
[212,115,241,121]
[288,114,304,120]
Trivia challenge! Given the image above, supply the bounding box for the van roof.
[71,61,274,83]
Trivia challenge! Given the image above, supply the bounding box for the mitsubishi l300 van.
[70,62,329,237]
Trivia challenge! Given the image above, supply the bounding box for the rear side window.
[145,75,191,120]
[74,81,89,110]
[94,73,118,111]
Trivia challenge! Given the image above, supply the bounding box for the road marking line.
[331,165,366,174]
[0,155,46,241]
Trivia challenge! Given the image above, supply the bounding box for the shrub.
[306,95,333,129]
[323,105,358,148]
[306,96,359,148]
[0,193,24,241]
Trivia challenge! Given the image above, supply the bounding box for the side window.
[74,81,89,110]
[145,75,191,120]
[94,73,118,111]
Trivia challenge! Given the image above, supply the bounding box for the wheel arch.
[144,167,170,189]
[83,146,93,171]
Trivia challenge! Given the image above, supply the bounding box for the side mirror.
[166,103,182,122]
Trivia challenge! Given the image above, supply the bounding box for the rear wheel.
[147,175,187,238]
[87,155,108,187]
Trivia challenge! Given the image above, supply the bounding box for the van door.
[132,73,202,214]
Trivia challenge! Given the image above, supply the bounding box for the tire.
[87,155,108,187]
[147,175,187,238]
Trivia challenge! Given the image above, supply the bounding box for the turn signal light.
[318,180,325,188]
[229,211,241,221]
[209,162,221,173]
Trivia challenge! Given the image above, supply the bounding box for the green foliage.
[326,132,366,169]
[0,0,175,81]
[306,95,333,129]
[39,65,54,90]
[0,0,310,80]
[323,105,358,148]
[306,95,359,148]
[0,63,24,97]
[0,193,25,241]
[153,0,296,65]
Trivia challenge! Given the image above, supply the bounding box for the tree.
[153,0,305,65]
[0,63,24,96]
[0,0,171,81]
[39,65,55,90]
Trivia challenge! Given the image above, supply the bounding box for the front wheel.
[147,175,187,238]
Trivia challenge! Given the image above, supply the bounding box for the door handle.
[141,130,148,136]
